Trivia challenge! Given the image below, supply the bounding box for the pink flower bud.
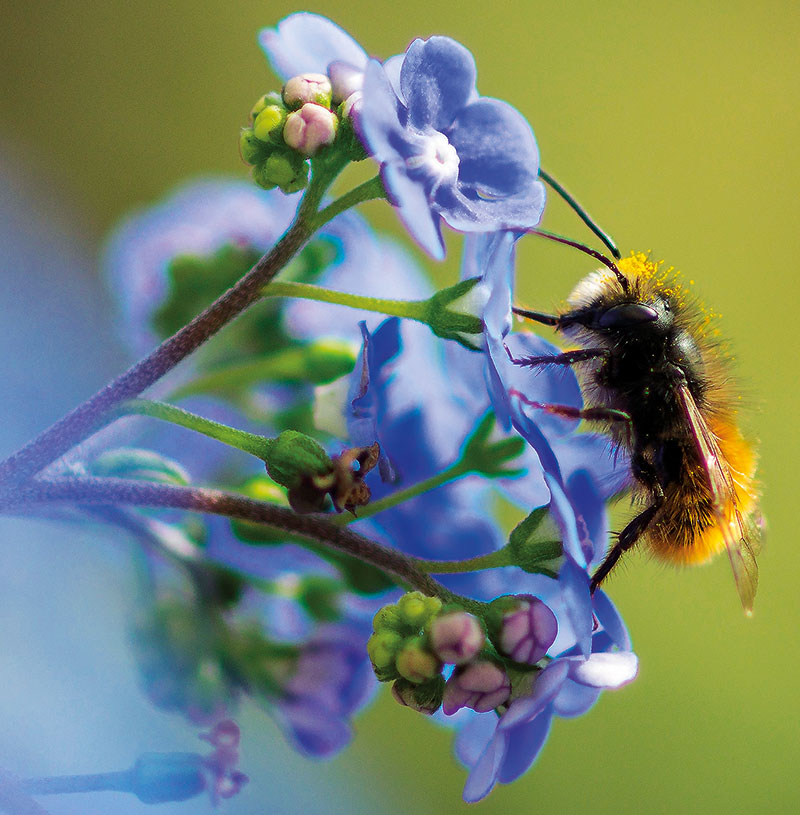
[282,73,332,108]
[429,611,485,665]
[283,104,338,156]
[497,595,557,665]
[442,660,511,715]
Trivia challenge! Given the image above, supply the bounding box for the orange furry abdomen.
[645,419,758,566]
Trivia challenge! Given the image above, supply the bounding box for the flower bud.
[253,104,288,144]
[372,603,404,633]
[250,91,283,123]
[262,430,332,490]
[506,507,564,576]
[367,629,403,676]
[425,277,485,350]
[429,611,485,665]
[283,103,338,156]
[488,594,558,665]
[239,128,272,165]
[328,61,363,104]
[252,150,309,194]
[132,752,207,804]
[395,637,441,684]
[282,73,333,109]
[396,591,442,630]
[442,660,511,715]
[392,675,445,715]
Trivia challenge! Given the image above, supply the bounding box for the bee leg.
[590,504,660,592]
[504,346,608,368]
[507,391,631,433]
[590,456,665,592]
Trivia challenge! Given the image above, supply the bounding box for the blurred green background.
[2,0,799,812]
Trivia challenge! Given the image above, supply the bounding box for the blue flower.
[357,38,546,259]
[259,13,369,85]
[456,590,637,802]
[104,179,299,356]
[274,623,376,757]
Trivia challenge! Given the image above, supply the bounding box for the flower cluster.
[89,9,641,807]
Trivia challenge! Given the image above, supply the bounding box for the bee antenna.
[538,169,622,260]
[529,228,630,293]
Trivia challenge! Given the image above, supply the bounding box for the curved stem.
[263,281,430,322]
[415,547,513,574]
[335,462,466,526]
[117,399,271,459]
[0,155,355,493]
[310,175,386,230]
[7,476,459,603]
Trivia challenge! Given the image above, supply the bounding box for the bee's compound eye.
[598,303,659,329]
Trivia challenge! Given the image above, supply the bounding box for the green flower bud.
[425,277,485,350]
[253,104,288,143]
[262,430,332,490]
[367,630,403,680]
[392,675,445,715]
[396,592,442,630]
[252,150,309,194]
[507,507,564,577]
[239,128,272,165]
[231,476,290,545]
[395,636,441,684]
[250,91,283,123]
[372,603,404,633]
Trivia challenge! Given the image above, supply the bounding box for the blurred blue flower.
[105,179,299,357]
[456,590,637,802]
[274,623,376,757]
[358,38,546,259]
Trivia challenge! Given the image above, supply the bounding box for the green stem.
[334,462,467,526]
[310,175,387,230]
[118,399,270,460]
[414,546,513,574]
[263,281,430,323]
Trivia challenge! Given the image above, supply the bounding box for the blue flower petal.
[462,728,507,803]
[454,710,498,767]
[259,13,367,80]
[400,37,477,132]
[496,710,552,783]
[592,589,632,651]
[381,163,446,259]
[551,678,602,717]
[498,659,568,730]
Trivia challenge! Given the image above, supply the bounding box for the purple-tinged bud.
[328,61,364,104]
[442,660,511,715]
[283,104,338,156]
[395,637,441,684]
[392,676,445,715]
[489,595,558,665]
[429,611,485,665]
[282,73,332,109]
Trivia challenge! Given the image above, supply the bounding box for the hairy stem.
[7,477,458,602]
[0,155,360,492]
[263,281,430,322]
[117,399,271,459]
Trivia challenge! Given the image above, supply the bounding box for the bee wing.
[676,382,759,614]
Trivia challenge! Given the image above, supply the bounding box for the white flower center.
[405,130,460,190]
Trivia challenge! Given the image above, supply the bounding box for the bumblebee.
[514,174,761,612]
